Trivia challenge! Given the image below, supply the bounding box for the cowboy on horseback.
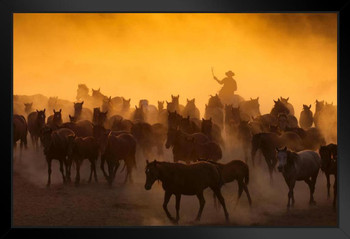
[213,70,237,97]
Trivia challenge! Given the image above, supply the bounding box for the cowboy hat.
[225,70,235,77]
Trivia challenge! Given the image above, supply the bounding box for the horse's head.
[276,146,294,173]
[158,101,164,111]
[168,110,181,130]
[36,109,46,126]
[171,94,180,105]
[122,98,131,109]
[76,84,89,100]
[53,109,62,122]
[165,127,179,149]
[186,98,195,107]
[302,104,312,111]
[201,118,212,133]
[24,102,33,113]
[280,97,289,104]
[277,113,288,131]
[74,101,84,113]
[249,97,261,115]
[315,100,325,112]
[145,160,160,190]
[69,114,76,123]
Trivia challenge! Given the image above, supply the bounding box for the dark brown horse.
[201,118,225,149]
[319,143,337,208]
[165,128,210,164]
[144,160,229,223]
[299,104,313,130]
[73,101,93,121]
[67,136,99,185]
[100,132,137,185]
[270,99,290,117]
[47,109,63,130]
[13,114,28,158]
[60,118,93,137]
[40,127,76,186]
[28,109,46,151]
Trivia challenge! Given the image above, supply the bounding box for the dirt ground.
[12,144,337,227]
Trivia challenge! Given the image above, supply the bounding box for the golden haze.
[13,13,337,117]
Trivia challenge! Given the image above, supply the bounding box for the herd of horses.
[13,84,337,223]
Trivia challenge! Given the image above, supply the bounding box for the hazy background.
[13,13,337,117]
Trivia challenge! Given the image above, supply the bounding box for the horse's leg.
[326,173,331,199]
[212,188,229,222]
[195,191,205,221]
[243,182,252,207]
[162,191,175,222]
[59,159,66,184]
[93,158,98,182]
[234,180,244,209]
[75,159,81,185]
[100,154,109,181]
[175,194,181,223]
[65,158,72,183]
[213,192,219,210]
[88,158,93,183]
[46,158,52,187]
[287,180,296,208]
[308,174,318,205]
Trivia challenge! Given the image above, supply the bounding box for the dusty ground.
[12,144,337,227]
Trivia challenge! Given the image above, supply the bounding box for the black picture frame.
[1,0,349,238]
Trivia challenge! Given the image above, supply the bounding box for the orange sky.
[13,13,337,117]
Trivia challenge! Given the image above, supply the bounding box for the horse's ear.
[135,105,138,109]
[53,109,56,113]
[146,159,149,165]
[43,109,46,113]
[36,109,39,113]
[82,101,84,105]
[202,118,204,121]
[187,99,189,102]
[250,97,252,100]
[187,115,190,120]
[257,97,259,100]
[309,104,311,109]
[273,100,277,103]
[98,88,100,92]
[59,109,62,113]
[287,97,289,101]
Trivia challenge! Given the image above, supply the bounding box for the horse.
[157,101,168,125]
[131,121,166,158]
[182,98,200,119]
[276,147,321,208]
[24,102,33,116]
[60,117,93,137]
[132,105,145,122]
[100,132,137,185]
[67,135,99,185]
[73,101,93,121]
[40,127,76,186]
[165,128,210,164]
[237,120,252,163]
[180,116,201,134]
[185,137,222,161]
[27,109,46,151]
[199,159,252,208]
[238,97,261,119]
[201,118,225,149]
[279,97,295,116]
[270,99,290,117]
[224,105,241,138]
[319,143,337,208]
[167,110,182,130]
[299,104,313,130]
[13,114,28,159]
[144,160,229,223]
[170,94,185,115]
[110,117,133,132]
[277,113,298,131]
[313,100,324,128]
[47,109,63,130]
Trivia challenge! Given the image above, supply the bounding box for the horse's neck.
[157,163,175,183]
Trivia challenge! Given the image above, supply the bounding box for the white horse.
[276,147,321,208]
